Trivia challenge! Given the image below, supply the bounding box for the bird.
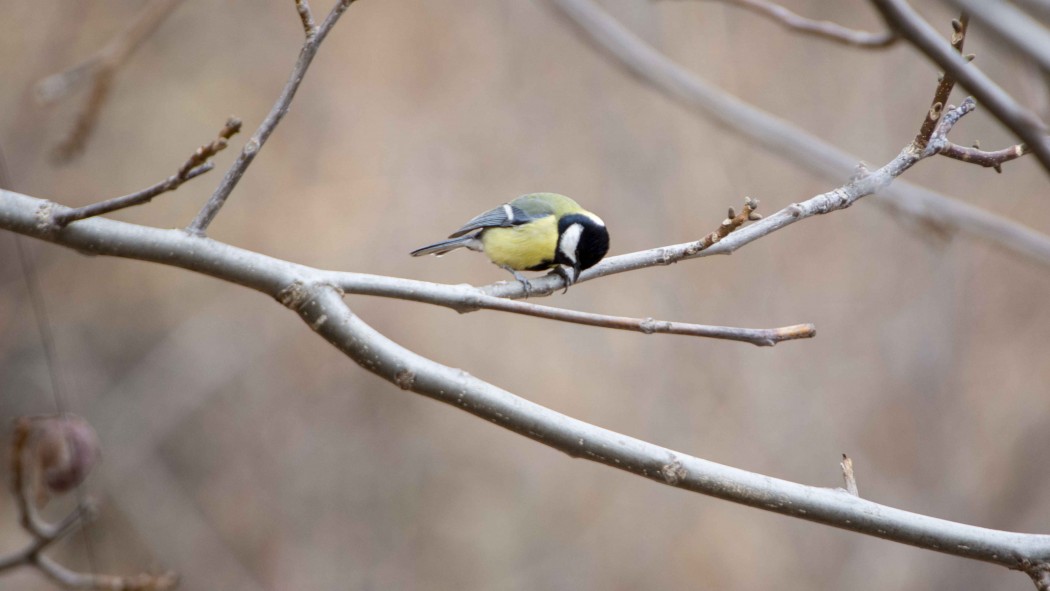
[410,193,610,293]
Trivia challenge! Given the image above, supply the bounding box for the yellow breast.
[479,216,558,271]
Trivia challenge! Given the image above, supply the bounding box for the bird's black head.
[555,213,610,280]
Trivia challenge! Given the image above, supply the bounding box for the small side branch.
[295,0,318,37]
[689,196,762,254]
[36,556,178,591]
[940,141,1029,172]
[187,0,357,235]
[681,0,897,48]
[948,0,1050,77]
[448,296,813,346]
[871,0,1050,176]
[318,271,814,346]
[52,117,242,227]
[914,15,969,150]
[36,0,185,162]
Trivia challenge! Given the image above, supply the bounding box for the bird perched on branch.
[410,192,610,293]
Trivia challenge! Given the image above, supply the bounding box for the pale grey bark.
[5,102,1050,581]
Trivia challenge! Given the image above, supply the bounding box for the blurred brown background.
[2,0,1049,589]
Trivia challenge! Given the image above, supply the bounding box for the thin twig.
[36,555,177,591]
[693,196,763,251]
[674,0,897,47]
[295,0,318,37]
[947,0,1050,77]
[457,298,814,346]
[10,418,51,538]
[51,70,115,163]
[35,0,184,105]
[318,276,814,346]
[188,0,357,235]
[915,14,969,150]
[940,141,1029,172]
[52,117,242,227]
[871,0,1050,176]
[38,0,185,162]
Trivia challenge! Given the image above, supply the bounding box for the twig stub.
[840,454,859,497]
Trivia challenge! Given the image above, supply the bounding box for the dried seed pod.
[31,415,101,496]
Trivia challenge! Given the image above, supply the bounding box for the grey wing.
[448,203,537,238]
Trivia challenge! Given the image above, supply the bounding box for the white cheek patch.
[559,223,584,263]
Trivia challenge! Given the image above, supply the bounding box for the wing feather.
[448,204,539,238]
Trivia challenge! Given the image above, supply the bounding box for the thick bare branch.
[1,4,1048,581]
[871,0,1050,175]
[4,123,1050,577]
[52,117,242,227]
[293,284,1050,579]
[188,0,357,235]
[676,0,897,48]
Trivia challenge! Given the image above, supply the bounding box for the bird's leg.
[500,265,533,298]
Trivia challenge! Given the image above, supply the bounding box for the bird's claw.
[517,276,533,298]
[501,265,533,298]
[552,266,575,294]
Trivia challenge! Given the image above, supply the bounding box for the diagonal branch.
[187,0,357,235]
[293,283,1050,581]
[36,0,185,162]
[673,0,897,48]
[946,0,1050,77]
[871,0,1050,175]
[511,0,1050,300]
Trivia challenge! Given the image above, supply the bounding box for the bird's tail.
[410,235,481,257]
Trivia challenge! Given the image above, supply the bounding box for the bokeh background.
[2,1,1050,589]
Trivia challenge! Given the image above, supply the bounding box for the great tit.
[410,192,610,290]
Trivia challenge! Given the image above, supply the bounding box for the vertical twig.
[187,0,357,235]
[914,14,968,150]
